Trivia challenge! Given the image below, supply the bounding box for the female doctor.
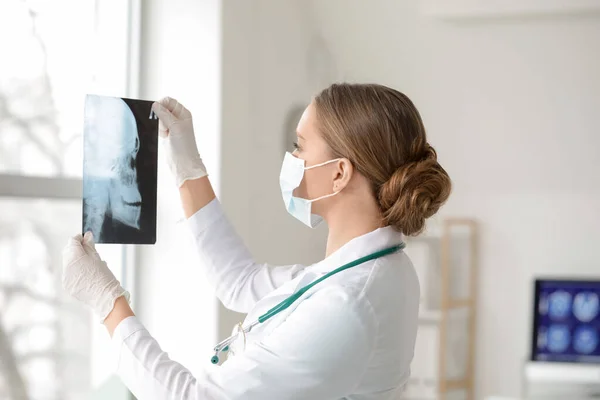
[62,83,451,399]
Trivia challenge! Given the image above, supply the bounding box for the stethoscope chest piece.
[212,321,252,364]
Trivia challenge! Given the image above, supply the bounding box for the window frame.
[0,0,142,398]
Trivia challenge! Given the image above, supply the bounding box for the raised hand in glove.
[152,97,208,187]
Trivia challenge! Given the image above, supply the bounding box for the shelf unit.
[402,218,478,400]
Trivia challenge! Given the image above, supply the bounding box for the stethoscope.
[210,242,406,364]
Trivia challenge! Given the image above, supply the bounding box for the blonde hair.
[313,83,451,236]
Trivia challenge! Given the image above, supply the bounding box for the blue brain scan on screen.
[546,324,570,353]
[573,326,599,355]
[548,291,572,320]
[532,279,600,363]
[573,292,599,323]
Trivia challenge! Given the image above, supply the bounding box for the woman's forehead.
[297,103,317,139]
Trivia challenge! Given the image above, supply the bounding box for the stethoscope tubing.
[210,242,405,364]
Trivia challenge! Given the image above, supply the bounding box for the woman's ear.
[333,159,353,192]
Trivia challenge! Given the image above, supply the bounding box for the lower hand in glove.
[62,231,130,323]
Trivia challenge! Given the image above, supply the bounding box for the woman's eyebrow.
[296,131,305,140]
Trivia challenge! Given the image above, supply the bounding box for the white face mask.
[279,152,341,228]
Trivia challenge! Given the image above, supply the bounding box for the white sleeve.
[187,198,306,313]
[111,288,378,400]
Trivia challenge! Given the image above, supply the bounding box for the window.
[0,1,140,399]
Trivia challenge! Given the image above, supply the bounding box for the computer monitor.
[531,278,600,363]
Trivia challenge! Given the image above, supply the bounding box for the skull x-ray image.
[82,95,158,244]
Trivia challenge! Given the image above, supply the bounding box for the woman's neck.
[324,200,382,257]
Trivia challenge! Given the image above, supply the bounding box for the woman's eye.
[292,142,300,151]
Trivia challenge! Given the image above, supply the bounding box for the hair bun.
[378,145,451,236]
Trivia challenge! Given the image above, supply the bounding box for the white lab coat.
[110,198,420,399]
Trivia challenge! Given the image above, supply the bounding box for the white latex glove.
[151,97,208,187]
[62,232,130,323]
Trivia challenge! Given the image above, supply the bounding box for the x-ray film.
[83,95,158,244]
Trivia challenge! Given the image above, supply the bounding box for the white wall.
[135,0,221,374]
[218,0,329,338]
[307,1,600,398]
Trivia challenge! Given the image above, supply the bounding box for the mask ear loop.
[303,158,343,202]
[306,191,339,203]
[303,158,342,170]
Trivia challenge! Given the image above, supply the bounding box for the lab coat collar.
[307,225,404,274]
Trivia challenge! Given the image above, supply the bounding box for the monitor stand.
[522,361,600,399]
